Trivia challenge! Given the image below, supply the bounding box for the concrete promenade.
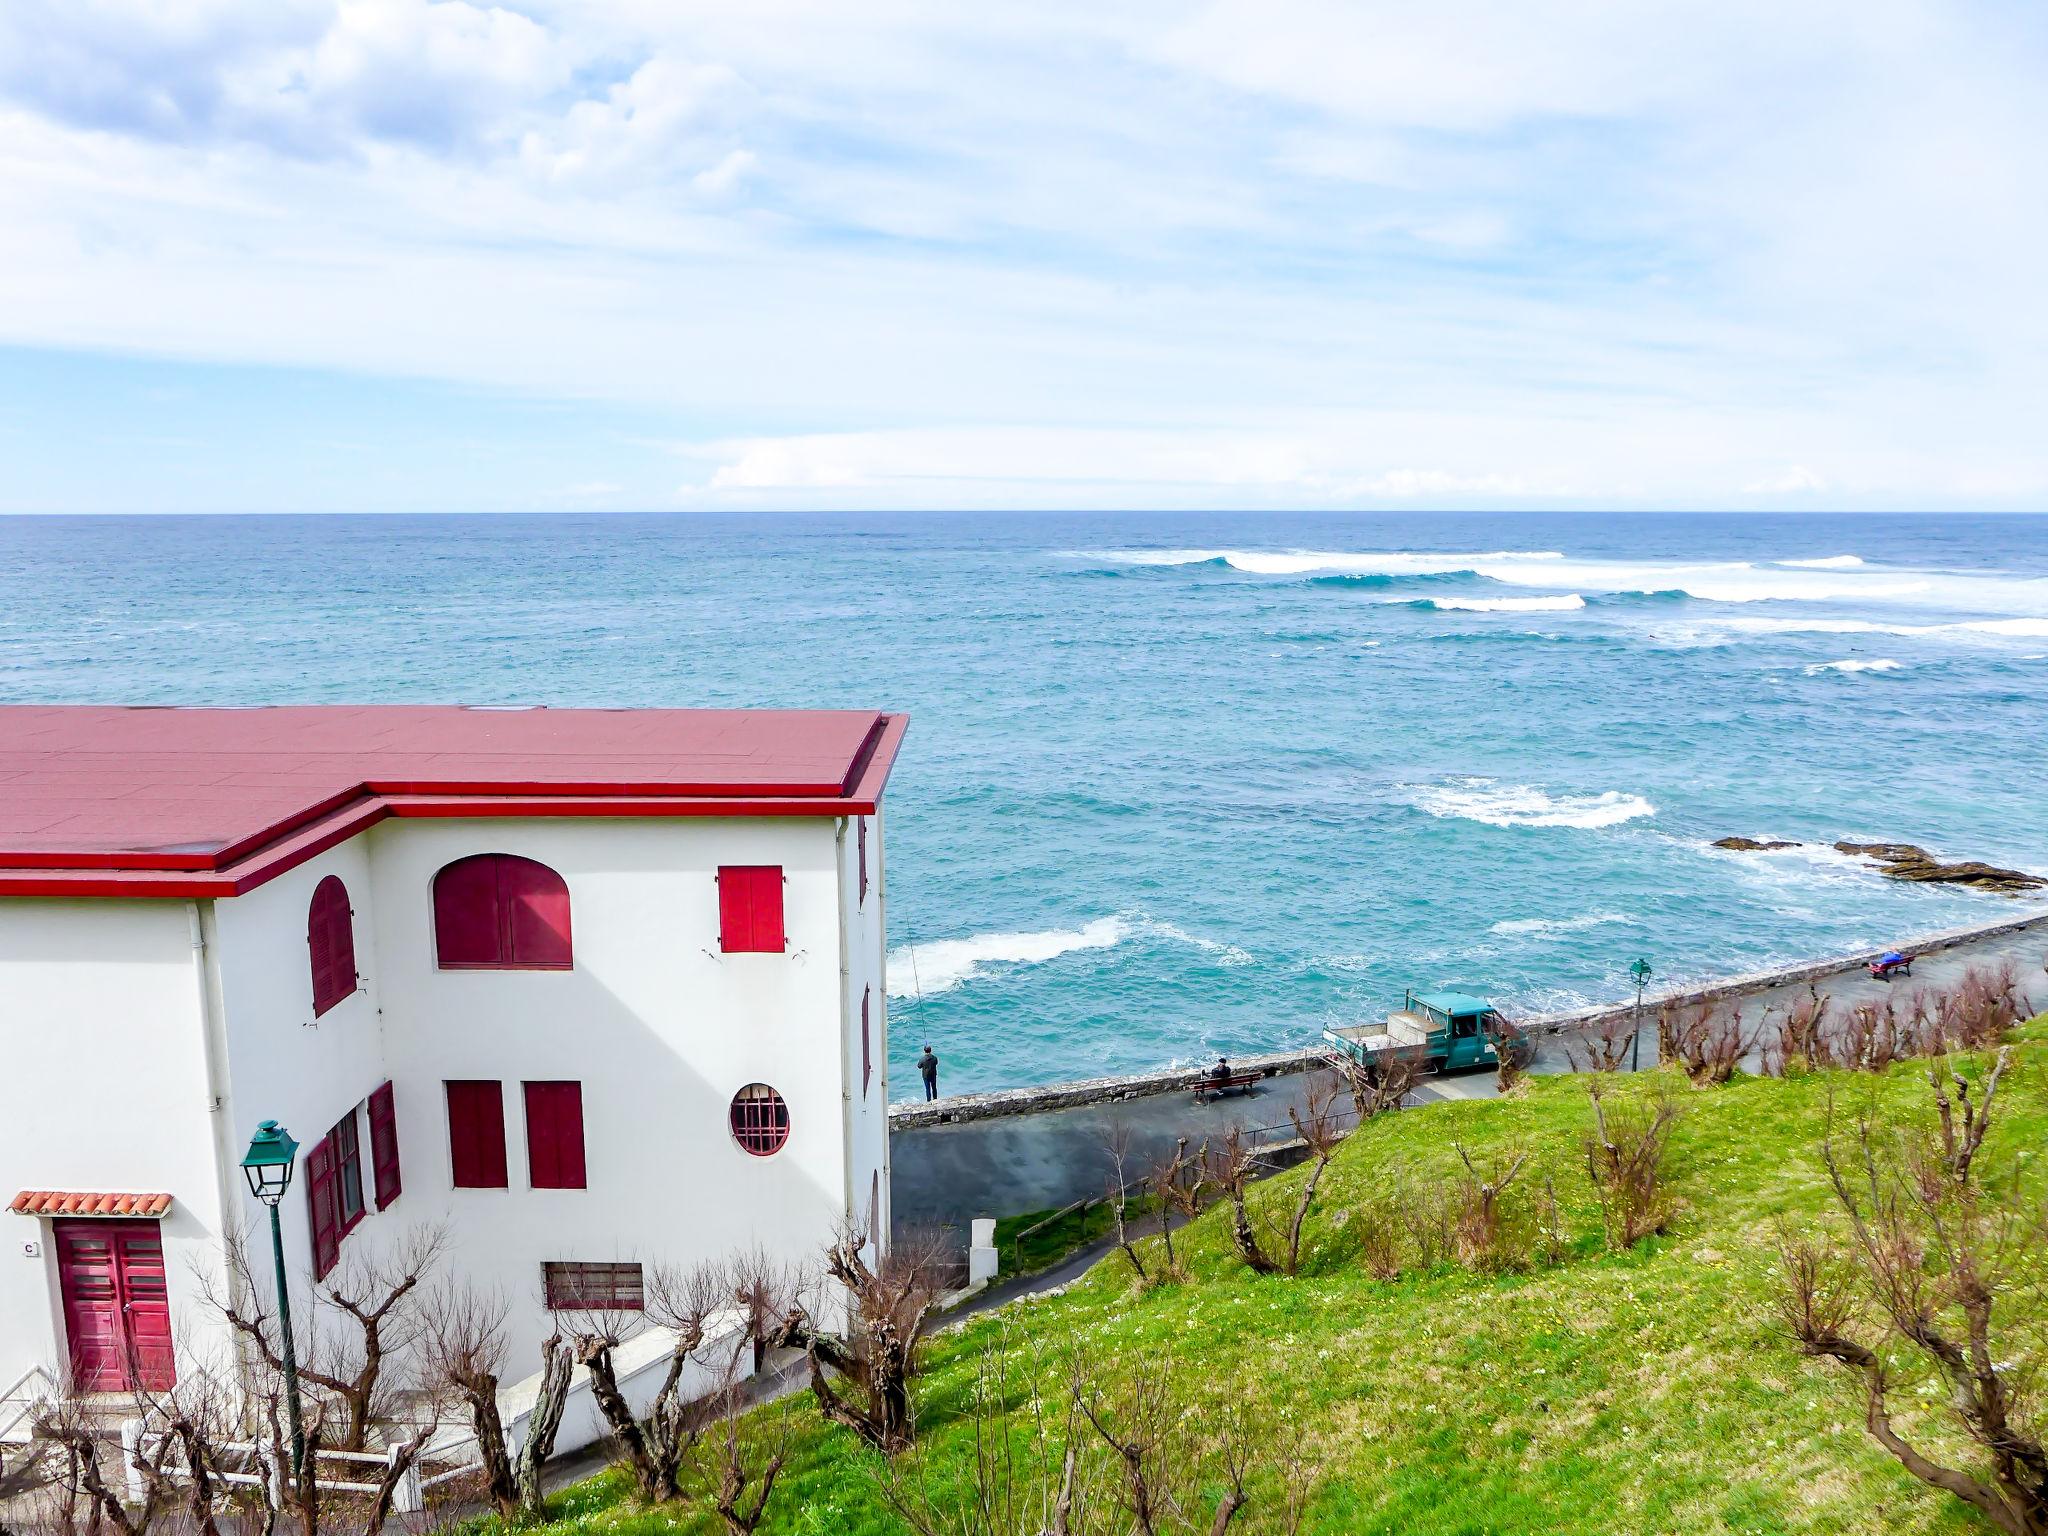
[889,909,2048,1232]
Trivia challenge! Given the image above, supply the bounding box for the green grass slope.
[524,1023,2048,1536]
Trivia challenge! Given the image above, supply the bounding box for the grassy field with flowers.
[510,1021,2048,1536]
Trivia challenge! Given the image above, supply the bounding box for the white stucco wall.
[0,900,232,1388]
[839,814,890,1250]
[1,809,878,1426]
[363,814,854,1369]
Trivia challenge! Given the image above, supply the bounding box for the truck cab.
[1324,990,1509,1075]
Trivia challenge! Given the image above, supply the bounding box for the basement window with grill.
[543,1261,644,1311]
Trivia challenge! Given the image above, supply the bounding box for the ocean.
[3,510,2045,1097]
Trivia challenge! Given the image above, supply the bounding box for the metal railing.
[116,1418,481,1515]
[0,1363,59,1446]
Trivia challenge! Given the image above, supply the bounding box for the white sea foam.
[887,917,1128,997]
[1084,547,2048,620]
[1491,912,1636,935]
[1422,594,1586,613]
[886,914,1249,998]
[1407,778,1656,830]
[1085,548,1564,576]
[1805,657,1904,674]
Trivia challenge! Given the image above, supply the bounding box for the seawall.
[888,907,2048,1230]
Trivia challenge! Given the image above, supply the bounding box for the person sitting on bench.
[1209,1056,1231,1086]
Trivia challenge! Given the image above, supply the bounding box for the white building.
[0,704,904,1425]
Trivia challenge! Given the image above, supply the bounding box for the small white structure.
[0,705,905,1446]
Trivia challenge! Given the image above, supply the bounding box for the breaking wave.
[1083,548,1564,577]
[1406,778,1657,830]
[1805,657,1904,674]
[1491,912,1637,935]
[1777,555,1865,568]
[1413,594,1586,613]
[887,914,1251,998]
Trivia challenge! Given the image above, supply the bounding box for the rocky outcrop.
[1710,836,2045,894]
[1831,842,2047,895]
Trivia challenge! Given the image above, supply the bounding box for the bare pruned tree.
[1493,1020,1537,1091]
[560,1258,733,1504]
[1773,1047,2047,1535]
[1451,1144,1530,1271]
[689,1373,794,1536]
[879,1327,1319,1536]
[1324,1045,1421,1124]
[1147,1137,1211,1281]
[1566,1015,1636,1074]
[418,1282,570,1523]
[1205,1130,1279,1276]
[1583,1084,1680,1249]
[1666,1002,1756,1086]
[768,1222,949,1453]
[200,1222,445,1453]
[1103,1122,1151,1285]
[1276,1075,1348,1275]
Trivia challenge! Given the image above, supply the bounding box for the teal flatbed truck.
[1323,990,1511,1075]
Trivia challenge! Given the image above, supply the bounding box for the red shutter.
[368,1081,401,1210]
[858,819,869,904]
[446,1081,508,1188]
[861,987,872,1096]
[501,859,573,969]
[523,1082,586,1189]
[309,876,357,1017]
[718,866,785,953]
[305,1135,340,1279]
[434,858,503,968]
[436,855,572,969]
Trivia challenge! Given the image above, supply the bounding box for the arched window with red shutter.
[308,875,358,1018]
[433,854,573,970]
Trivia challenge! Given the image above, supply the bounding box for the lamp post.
[1629,958,1653,1072]
[240,1121,305,1480]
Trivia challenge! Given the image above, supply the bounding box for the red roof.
[12,1190,174,1217]
[0,706,908,897]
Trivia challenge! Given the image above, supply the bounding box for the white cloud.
[1745,465,1827,495]
[0,1,2045,509]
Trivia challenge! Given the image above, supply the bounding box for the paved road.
[893,914,2048,1231]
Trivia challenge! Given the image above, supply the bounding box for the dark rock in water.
[1712,836,1803,852]
[1833,841,2048,895]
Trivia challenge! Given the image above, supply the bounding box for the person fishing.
[917,1043,940,1101]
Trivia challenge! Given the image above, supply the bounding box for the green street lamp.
[240,1121,306,1481]
[1628,958,1654,1072]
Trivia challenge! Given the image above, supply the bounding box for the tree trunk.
[516,1336,576,1517]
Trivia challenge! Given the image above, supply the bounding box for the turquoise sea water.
[3,511,2045,1097]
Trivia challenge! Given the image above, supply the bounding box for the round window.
[730,1084,790,1157]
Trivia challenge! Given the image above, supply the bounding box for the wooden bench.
[1193,1071,1261,1103]
[1869,954,1915,980]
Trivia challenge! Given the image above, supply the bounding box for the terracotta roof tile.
[10,1191,174,1218]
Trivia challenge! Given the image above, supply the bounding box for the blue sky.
[0,0,2044,513]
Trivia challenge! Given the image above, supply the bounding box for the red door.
[56,1221,175,1392]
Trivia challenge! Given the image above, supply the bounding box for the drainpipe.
[187,902,258,1393]
[835,819,858,1255]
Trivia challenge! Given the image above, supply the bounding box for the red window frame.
[433,855,573,971]
[717,865,785,954]
[308,875,358,1018]
[542,1261,643,1312]
[446,1081,509,1189]
[305,1107,366,1279]
[523,1081,587,1190]
[730,1083,790,1157]
[857,818,869,905]
[367,1081,401,1211]
[861,987,872,1097]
